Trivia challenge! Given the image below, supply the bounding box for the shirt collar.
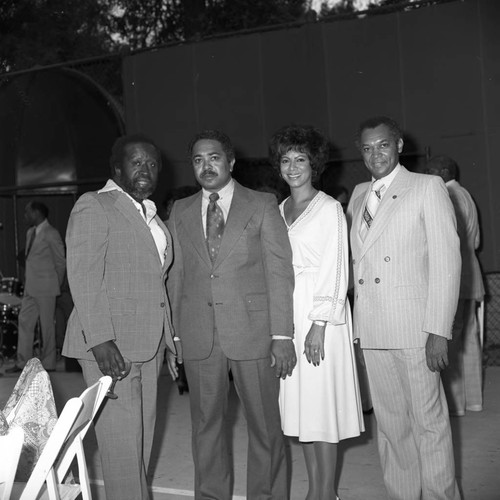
[98,179,157,223]
[372,163,402,189]
[34,218,48,234]
[202,178,234,201]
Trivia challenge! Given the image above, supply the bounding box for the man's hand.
[166,350,178,381]
[92,340,125,379]
[425,333,449,372]
[270,339,296,379]
[166,338,183,381]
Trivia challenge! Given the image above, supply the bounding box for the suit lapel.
[177,183,257,269]
[351,183,370,255]
[214,182,256,267]
[113,192,162,265]
[359,167,412,260]
[178,192,212,268]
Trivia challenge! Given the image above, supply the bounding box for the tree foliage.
[0,0,439,73]
[0,0,113,73]
[106,0,309,50]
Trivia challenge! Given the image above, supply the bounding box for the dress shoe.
[5,365,22,374]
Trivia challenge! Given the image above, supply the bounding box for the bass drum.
[0,319,18,360]
[0,303,20,323]
[0,277,24,307]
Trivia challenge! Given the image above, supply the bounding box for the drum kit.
[0,276,24,361]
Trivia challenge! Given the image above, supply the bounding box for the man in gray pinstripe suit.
[347,117,462,499]
[63,134,175,500]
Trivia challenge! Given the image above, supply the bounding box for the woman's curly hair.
[269,124,329,181]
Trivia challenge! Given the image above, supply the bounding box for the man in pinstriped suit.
[347,116,462,499]
[63,134,175,500]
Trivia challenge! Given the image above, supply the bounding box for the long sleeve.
[308,201,349,326]
[66,193,115,350]
[422,177,461,338]
[47,227,66,286]
[260,194,295,337]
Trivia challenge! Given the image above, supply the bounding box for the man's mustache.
[200,169,217,178]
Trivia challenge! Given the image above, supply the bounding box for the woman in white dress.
[269,125,364,500]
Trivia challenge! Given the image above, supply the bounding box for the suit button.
[352,259,356,265]
[160,302,165,307]
[208,302,212,307]
[384,256,390,262]
[210,274,214,279]
[358,279,364,285]
[375,278,380,284]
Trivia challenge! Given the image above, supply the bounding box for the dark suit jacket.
[63,189,175,362]
[167,181,294,361]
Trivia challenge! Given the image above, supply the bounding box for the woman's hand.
[304,323,326,366]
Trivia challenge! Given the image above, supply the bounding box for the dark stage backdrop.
[123,0,500,273]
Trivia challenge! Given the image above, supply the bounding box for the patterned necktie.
[360,180,385,241]
[206,192,224,263]
[26,228,36,256]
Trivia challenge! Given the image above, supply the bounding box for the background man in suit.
[63,134,175,500]
[426,155,485,416]
[166,130,295,500]
[7,200,65,373]
[347,117,462,499]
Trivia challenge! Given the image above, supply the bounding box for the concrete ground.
[1,360,499,500]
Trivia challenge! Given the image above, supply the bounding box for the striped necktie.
[206,192,225,263]
[360,180,385,240]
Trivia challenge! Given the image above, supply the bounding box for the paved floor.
[1,360,499,499]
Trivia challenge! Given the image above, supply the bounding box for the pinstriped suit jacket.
[167,181,294,361]
[347,166,461,349]
[62,189,175,362]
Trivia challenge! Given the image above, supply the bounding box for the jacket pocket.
[245,293,268,312]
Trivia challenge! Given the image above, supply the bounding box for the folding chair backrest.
[18,376,112,500]
[18,398,82,500]
[54,375,112,483]
[0,426,25,500]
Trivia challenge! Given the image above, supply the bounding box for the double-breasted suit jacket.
[63,189,175,362]
[348,166,461,348]
[167,181,294,360]
[347,165,462,500]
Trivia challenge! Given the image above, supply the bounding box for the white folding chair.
[10,375,112,500]
[0,426,25,500]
